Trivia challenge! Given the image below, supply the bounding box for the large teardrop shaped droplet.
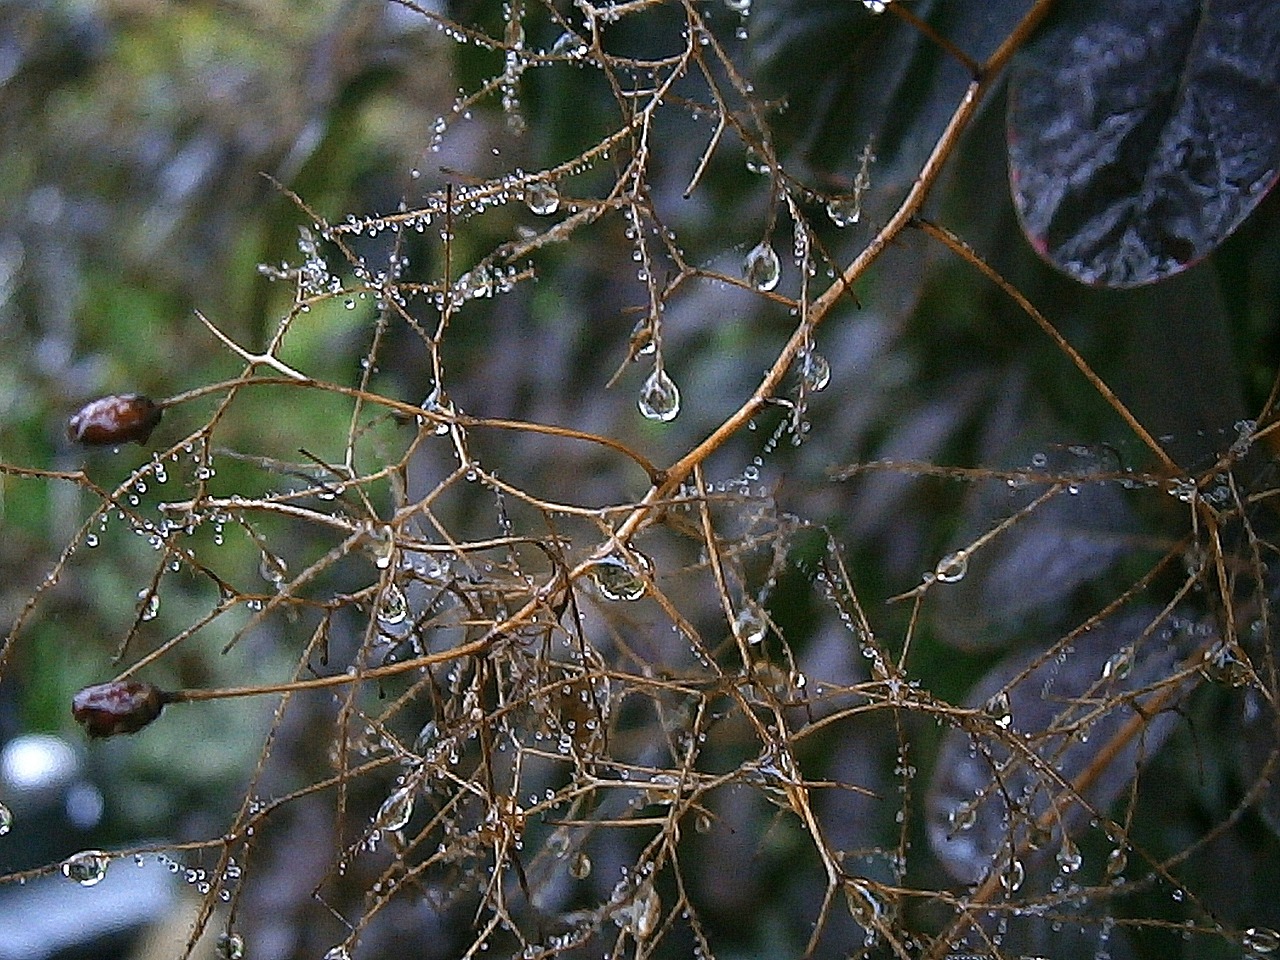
[743,241,780,292]
[377,785,415,832]
[377,583,409,625]
[638,368,680,422]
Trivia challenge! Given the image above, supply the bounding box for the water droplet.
[377,785,415,832]
[744,146,768,175]
[693,812,713,834]
[862,0,890,11]
[419,384,455,435]
[618,884,661,940]
[1104,846,1128,882]
[743,241,780,291]
[377,583,409,625]
[569,851,592,879]
[591,550,651,602]
[934,550,968,583]
[1056,835,1082,874]
[551,31,586,57]
[323,948,351,960]
[983,691,1012,729]
[799,351,830,391]
[0,802,11,835]
[525,180,560,215]
[1002,857,1025,893]
[137,589,161,621]
[948,801,977,833]
[724,0,750,11]
[1101,646,1133,681]
[733,606,767,645]
[367,525,396,569]
[61,849,109,886]
[638,368,680,422]
[216,932,245,960]
[826,195,862,227]
[1201,640,1251,687]
[258,550,287,587]
[1243,927,1280,955]
[413,720,438,755]
[455,264,493,299]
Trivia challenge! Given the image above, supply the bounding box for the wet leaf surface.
[1009,0,1280,286]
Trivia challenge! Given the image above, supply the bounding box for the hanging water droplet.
[1201,640,1250,687]
[934,550,968,583]
[377,583,409,625]
[1101,646,1133,681]
[377,785,415,832]
[569,851,592,879]
[525,180,560,215]
[591,551,651,602]
[0,802,11,835]
[724,0,750,11]
[258,550,287,587]
[983,691,1012,729]
[638,368,680,422]
[862,0,890,11]
[413,720,438,755]
[367,525,396,569]
[323,948,351,960]
[216,932,246,960]
[733,606,767,645]
[1056,834,1082,874]
[744,146,768,175]
[743,241,780,291]
[619,884,661,940]
[61,849,109,886]
[948,801,977,833]
[826,195,862,227]
[1002,857,1025,893]
[456,264,493,299]
[419,384,455,436]
[1104,846,1128,882]
[137,589,161,621]
[551,31,586,57]
[1243,927,1280,955]
[799,351,831,391]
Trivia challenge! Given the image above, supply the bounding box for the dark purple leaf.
[1008,0,1280,287]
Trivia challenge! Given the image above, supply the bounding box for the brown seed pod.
[67,394,163,446]
[72,679,168,738]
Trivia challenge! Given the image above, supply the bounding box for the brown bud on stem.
[72,679,169,738]
[68,394,163,446]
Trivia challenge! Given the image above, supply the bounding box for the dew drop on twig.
[61,849,109,886]
[638,368,680,422]
[743,241,780,292]
[934,550,968,583]
[591,551,651,602]
[377,785,415,832]
[216,932,245,960]
[377,583,409,626]
[525,180,560,215]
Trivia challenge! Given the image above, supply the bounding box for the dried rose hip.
[72,679,167,738]
[67,394,163,446]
